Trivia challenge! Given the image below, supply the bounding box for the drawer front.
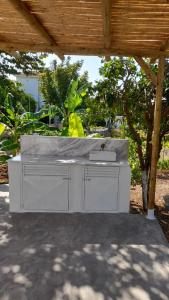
[23,164,69,176]
[84,166,119,177]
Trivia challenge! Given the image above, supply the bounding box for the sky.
[44,54,102,83]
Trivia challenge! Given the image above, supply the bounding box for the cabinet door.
[23,175,69,211]
[84,176,118,212]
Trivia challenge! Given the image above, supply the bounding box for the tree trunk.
[141,169,148,211]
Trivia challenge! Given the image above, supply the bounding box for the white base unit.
[22,164,69,212]
[8,159,131,213]
[84,166,119,212]
[23,175,69,211]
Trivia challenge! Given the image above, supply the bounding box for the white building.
[14,74,44,110]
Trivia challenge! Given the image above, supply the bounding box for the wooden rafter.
[1,41,167,59]
[160,38,169,52]
[7,0,63,59]
[134,56,157,87]
[101,0,112,50]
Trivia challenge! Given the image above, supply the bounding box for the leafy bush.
[0,95,50,158]
[41,129,60,136]
[128,138,142,185]
[0,76,36,112]
[158,159,169,170]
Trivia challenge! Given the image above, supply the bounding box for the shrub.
[158,159,169,170]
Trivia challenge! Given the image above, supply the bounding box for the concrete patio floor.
[0,184,169,300]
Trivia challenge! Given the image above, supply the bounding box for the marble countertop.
[8,155,129,167]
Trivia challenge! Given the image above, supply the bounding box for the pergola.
[0,0,168,216]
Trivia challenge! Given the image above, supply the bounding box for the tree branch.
[122,92,145,170]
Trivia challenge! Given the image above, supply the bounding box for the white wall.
[15,75,44,110]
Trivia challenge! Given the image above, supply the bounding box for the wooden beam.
[7,0,64,59]
[148,56,165,215]
[134,56,157,87]
[101,0,112,49]
[105,56,111,61]
[0,41,169,59]
[160,38,169,52]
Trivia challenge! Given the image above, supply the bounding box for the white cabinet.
[84,166,119,212]
[8,161,130,213]
[22,165,69,211]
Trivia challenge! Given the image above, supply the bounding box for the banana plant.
[64,79,85,137]
[0,94,49,160]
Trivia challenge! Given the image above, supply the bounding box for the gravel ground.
[130,172,169,241]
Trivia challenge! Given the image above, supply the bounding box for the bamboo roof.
[1,0,169,58]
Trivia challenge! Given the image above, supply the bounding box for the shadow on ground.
[0,184,169,300]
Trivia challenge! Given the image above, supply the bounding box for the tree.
[40,56,89,113]
[0,51,46,76]
[83,77,118,132]
[0,76,36,112]
[97,57,169,210]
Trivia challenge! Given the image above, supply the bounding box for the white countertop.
[8,155,129,167]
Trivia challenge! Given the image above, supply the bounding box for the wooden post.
[147,56,165,219]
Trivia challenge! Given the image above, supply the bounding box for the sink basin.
[89,151,116,162]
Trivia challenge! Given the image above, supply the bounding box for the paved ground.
[0,184,169,300]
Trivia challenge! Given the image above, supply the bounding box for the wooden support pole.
[135,56,157,87]
[148,56,165,214]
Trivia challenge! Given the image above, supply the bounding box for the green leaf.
[0,123,6,135]
[0,155,10,162]
[18,121,49,134]
[1,143,19,152]
[0,139,19,152]
[60,127,69,136]
[65,80,82,112]
[80,90,87,97]
[0,113,12,128]
[4,94,15,120]
[68,112,84,137]
[1,139,13,147]
[21,112,36,121]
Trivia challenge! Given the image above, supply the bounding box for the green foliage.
[97,57,169,182]
[40,58,90,136]
[158,159,169,170]
[128,138,142,185]
[83,97,114,128]
[41,129,60,136]
[40,57,89,110]
[0,123,6,135]
[0,94,49,157]
[68,113,84,137]
[64,80,83,113]
[64,79,85,137]
[162,135,169,149]
[0,76,36,112]
[0,51,46,76]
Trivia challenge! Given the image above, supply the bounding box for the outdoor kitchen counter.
[8,136,131,213]
[9,155,129,167]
